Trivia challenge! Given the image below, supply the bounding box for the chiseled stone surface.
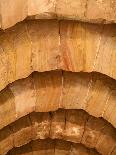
[0,1,115,154]
[0,109,116,155]
[0,0,116,29]
[0,20,116,93]
[0,71,116,130]
[8,139,100,155]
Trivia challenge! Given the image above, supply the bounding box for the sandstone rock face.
[0,0,116,29]
[0,72,116,155]
[0,20,116,93]
[0,1,116,155]
[0,71,116,129]
[1,109,116,155]
[8,139,100,155]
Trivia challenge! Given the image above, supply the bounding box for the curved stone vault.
[0,0,116,155]
[0,71,116,130]
[0,0,116,29]
[7,139,100,155]
[0,20,116,93]
[1,109,116,155]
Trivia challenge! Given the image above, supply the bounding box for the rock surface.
[8,139,100,155]
[0,1,116,154]
[0,109,116,155]
[0,71,116,130]
[0,0,116,29]
[0,20,116,93]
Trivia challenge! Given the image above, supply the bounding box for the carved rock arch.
[8,139,100,155]
[0,71,116,129]
[0,1,116,155]
[1,109,116,155]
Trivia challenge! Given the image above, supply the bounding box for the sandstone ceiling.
[0,0,116,29]
[1,109,116,155]
[0,0,116,155]
[0,20,116,93]
[0,71,116,129]
[0,71,116,155]
[7,139,100,155]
